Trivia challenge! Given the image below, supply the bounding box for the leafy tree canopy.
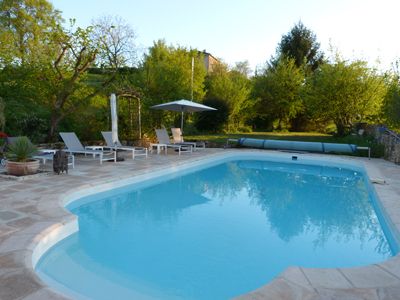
[253,58,305,130]
[205,62,253,130]
[305,56,387,136]
[91,15,137,69]
[382,62,400,129]
[0,0,62,65]
[274,21,324,72]
[143,40,206,103]
[195,98,229,133]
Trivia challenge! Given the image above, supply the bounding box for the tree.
[44,25,116,140]
[205,63,253,131]
[142,40,207,129]
[305,57,387,136]
[196,98,229,132]
[0,2,136,140]
[0,64,51,140]
[233,60,251,77]
[0,0,64,140]
[0,0,62,65]
[0,97,4,131]
[91,15,137,69]
[382,65,400,128]
[143,40,206,102]
[275,21,324,71]
[253,58,305,130]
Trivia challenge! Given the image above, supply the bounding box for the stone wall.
[369,125,400,164]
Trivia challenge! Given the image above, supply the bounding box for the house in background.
[200,50,219,73]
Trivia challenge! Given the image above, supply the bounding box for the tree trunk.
[335,122,347,137]
[48,112,63,142]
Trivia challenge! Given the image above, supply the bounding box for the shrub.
[195,98,229,132]
[6,137,37,162]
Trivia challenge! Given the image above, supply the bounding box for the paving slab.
[0,269,44,300]
[302,268,353,289]
[339,265,400,288]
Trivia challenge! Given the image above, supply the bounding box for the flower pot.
[6,159,40,176]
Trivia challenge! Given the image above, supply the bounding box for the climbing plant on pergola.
[116,87,143,141]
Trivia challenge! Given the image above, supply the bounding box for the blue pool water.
[36,158,397,299]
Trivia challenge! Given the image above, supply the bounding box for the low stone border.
[1,149,400,300]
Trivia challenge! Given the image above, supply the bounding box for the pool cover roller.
[237,138,358,153]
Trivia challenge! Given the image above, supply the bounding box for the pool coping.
[1,149,400,299]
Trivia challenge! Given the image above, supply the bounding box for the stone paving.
[0,148,400,300]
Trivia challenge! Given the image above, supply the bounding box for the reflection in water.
[238,161,389,252]
[37,159,396,300]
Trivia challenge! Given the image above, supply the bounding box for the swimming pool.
[35,154,398,300]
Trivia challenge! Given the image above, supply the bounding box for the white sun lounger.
[171,128,205,151]
[59,132,116,164]
[153,128,192,155]
[101,131,147,159]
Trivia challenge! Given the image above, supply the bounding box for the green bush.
[236,125,252,133]
[195,98,229,133]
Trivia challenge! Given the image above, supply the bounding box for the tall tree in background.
[141,40,207,129]
[383,62,400,129]
[305,57,387,136]
[143,40,206,102]
[0,0,63,140]
[0,0,62,65]
[205,62,253,131]
[253,58,305,130]
[275,21,324,72]
[270,22,324,131]
[45,15,138,140]
[0,1,129,140]
[91,15,137,69]
[46,25,106,140]
[90,15,140,139]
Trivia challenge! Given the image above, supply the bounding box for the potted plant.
[6,136,39,176]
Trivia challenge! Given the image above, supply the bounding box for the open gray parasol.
[151,99,216,132]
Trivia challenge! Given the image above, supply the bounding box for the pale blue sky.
[51,0,400,72]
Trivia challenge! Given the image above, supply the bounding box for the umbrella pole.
[181,111,184,133]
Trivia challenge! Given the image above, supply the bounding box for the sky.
[50,0,400,72]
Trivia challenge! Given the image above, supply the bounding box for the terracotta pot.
[6,159,40,176]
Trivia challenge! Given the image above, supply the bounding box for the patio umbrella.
[151,99,216,132]
[110,93,118,146]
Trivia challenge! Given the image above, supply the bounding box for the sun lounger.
[171,128,205,151]
[101,131,147,159]
[59,132,116,164]
[153,128,192,155]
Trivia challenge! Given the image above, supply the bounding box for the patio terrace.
[1,149,400,300]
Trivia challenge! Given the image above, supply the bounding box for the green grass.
[185,131,384,158]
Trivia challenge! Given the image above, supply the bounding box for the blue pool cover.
[237,138,357,153]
